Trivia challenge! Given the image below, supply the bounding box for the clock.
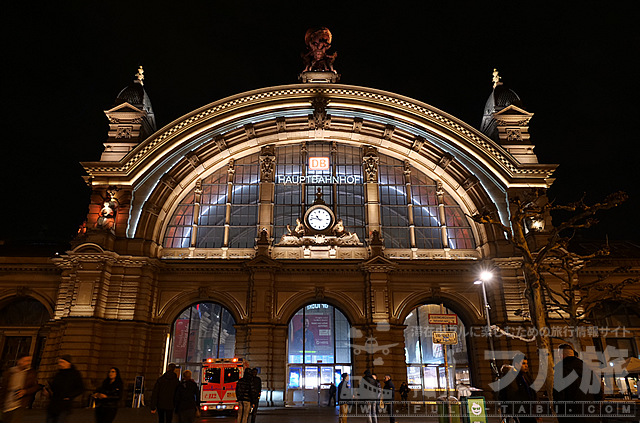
[304,205,334,231]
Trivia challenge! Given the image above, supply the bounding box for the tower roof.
[480,70,524,140]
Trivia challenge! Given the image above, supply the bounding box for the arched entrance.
[0,297,50,373]
[169,302,236,383]
[403,304,471,400]
[286,303,351,406]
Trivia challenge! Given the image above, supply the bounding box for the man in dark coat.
[44,355,84,423]
[0,354,40,423]
[337,373,351,423]
[499,354,539,423]
[249,368,262,423]
[150,363,180,423]
[554,344,602,423]
[327,382,336,406]
[174,369,199,423]
[235,369,254,423]
[361,369,379,423]
[383,375,396,423]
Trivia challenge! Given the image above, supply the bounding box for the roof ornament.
[135,66,144,86]
[299,27,340,83]
[492,68,502,89]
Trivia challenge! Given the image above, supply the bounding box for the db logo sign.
[309,157,330,170]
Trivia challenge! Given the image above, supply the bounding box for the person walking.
[150,363,180,423]
[554,344,602,423]
[250,368,262,423]
[337,373,351,423]
[327,382,336,406]
[383,375,395,423]
[0,354,40,423]
[43,355,84,423]
[361,370,378,423]
[174,370,200,423]
[498,354,540,423]
[93,367,123,423]
[235,368,254,423]
[398,382,409,411]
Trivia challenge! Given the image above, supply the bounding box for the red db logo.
[309,157,330,170]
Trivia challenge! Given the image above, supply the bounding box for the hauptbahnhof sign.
[276,157,362,184]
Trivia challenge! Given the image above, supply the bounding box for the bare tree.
[472,189,627,412]
[541,250,639,350]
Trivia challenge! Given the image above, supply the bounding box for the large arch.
[81,84,556,243]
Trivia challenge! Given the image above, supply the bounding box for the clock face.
[307,208,332,231]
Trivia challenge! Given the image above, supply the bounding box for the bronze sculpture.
[302,27,337,73]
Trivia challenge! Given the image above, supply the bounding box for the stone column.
[258,145,276,241]
[362,147,380,235]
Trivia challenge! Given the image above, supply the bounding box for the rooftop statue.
[302,27,337,73]
[492,68,501,88]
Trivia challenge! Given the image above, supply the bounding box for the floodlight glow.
[474,280,483,285]
[480,271,493,281]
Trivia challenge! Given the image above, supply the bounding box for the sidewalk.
[18,405,525,423]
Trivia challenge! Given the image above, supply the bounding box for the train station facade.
[1,66,639,406]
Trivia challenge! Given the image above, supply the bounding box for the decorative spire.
[135,66,144,86]
[492,68,502,89]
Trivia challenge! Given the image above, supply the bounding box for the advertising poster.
[290,308,333,359]
[173,319,190,361]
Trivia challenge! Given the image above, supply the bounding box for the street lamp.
[475,271,498,378]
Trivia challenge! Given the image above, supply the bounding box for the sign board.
[309,157,330,170]
[432,331,458,345]
[428,313,458,325]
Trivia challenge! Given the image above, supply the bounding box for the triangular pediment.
[104,102,144,115]
[360,255,397,272]
[244,255,281,269]
[493,104,532,118]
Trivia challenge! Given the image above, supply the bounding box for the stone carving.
[352,117,363,133]
[198,286,209,298]
[276,117,286,133]
[116,127,132,139]
[507,128,523,141]
[383,124,395,140]
[214,135,227,151]
[462,175,479,191]
[161,174,178,190]
[286,219,305,238]
[244,123,256,139]
[260,154,275,182]
[315,287,325,299]
[403,161,411,177]
[412,136,425,152]
[96,200,116,229]
[16,286,32,297]
[438,153,454,169]
[186,152,201,168]
[362,147,379,183]
[136,66,145,85]
[301,27,337,73]
[311,96,329,129]
[194,179,203,202]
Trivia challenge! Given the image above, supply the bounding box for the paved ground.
[17,405,569,423]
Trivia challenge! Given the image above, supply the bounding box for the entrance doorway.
[286,303,352,406]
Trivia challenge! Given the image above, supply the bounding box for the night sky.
[2,2,638,246]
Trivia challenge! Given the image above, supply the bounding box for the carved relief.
[161,174,178,190]
[311,96,330,129]
[462,175,479,191]
[507,128,523,142]
[438,153,454,169]
[244,124,256,139]
[412,136,425,152]
[259,155,276,182]
[194,179,203,202]
[16,286,32,297]
[276,117,286,133]
[116,127,132,139]
[186,152,201,168]
[362,147,379,183]
[352,117,363,133]
[383,124,395,140]
[315,286,325,299]
[198,286,210,298]
[215,135,227,151]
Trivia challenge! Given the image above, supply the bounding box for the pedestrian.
[371,373,381,423]
[93,367,123,423]
[235,367,254,423]
[327,382,336,406]
[553,344,602,423]
[383,375,395,423]
[398,382,409,411]
[0,354,40,423]
[250,368,262,423]
[361,370,378,423]
[337,373,351,423]
[150,363,180,423]
[498,354,540,423]
[43,355,84,423]
[174,370,200,423]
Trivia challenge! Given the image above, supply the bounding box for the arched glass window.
[163,154,259,249]
[273,143,365,243]
[286,303,351,405]
[0,298,50,326]
[170,302,236,382]
[403,304,470,398]
[379,155,475,250]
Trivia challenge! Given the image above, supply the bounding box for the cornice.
[82,84,556,183]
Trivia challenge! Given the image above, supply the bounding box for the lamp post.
[475,271,498,378]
